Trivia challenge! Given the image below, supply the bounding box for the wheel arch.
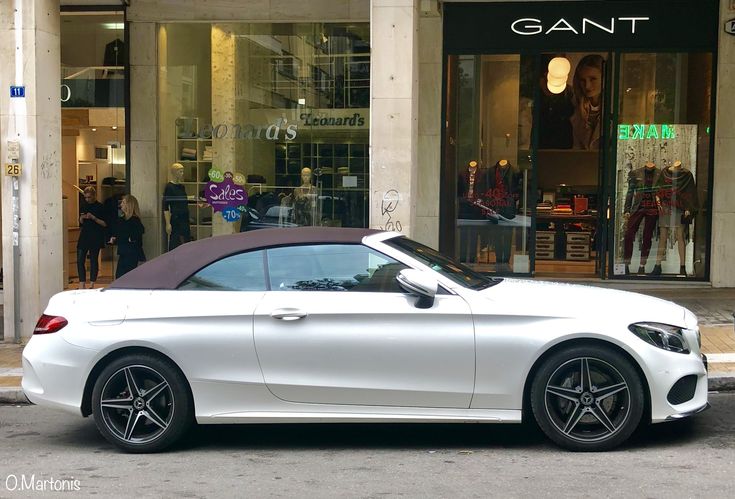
[81,346,194,417]
[521,338,652,425]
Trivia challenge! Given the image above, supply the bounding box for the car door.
[253,243,475,408]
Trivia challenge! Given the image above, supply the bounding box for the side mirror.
[396,269,437,309]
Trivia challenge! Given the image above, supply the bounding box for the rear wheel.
[91,353,193,453]
[530,345,644,451]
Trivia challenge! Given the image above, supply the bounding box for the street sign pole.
[12,175,20,342]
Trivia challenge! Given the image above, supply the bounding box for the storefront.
[60,7,127,287]
[157,22,370,252]
[442,0,718,280]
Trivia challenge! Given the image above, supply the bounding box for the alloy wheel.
[544,357,631,443]
[99,365,175,445]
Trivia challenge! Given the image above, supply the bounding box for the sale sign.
[204,169,248,222]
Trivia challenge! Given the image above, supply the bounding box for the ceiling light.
[102,23,124,30]
[547,56,571,95]
[112,126,118,130]
[91,128,97,132]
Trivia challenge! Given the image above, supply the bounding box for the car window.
[178,250,267,291]
[266,244,407,292]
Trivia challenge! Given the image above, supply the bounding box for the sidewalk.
[2,289,734,403]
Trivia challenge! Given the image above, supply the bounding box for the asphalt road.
[1,394,734,498]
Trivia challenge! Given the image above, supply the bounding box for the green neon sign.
[618,124,676,141]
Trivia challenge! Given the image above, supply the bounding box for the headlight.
[628,322,690,354]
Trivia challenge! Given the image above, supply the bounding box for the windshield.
[384,237,501,290]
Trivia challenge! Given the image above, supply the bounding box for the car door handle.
[270,308,308,321]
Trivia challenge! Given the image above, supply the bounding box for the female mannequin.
[293,167,316,226]
[163,162,191,250]
[652,160,698,276]
[622,160,660,274]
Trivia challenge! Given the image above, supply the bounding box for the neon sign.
[618,124,676,141]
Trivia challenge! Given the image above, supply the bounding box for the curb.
[708,375,735,392]
[1,377,735,406]
[0,388,29,405]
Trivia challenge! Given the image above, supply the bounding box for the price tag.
[5,163,22,176]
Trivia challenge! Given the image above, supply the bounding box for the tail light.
[33,314,68,335]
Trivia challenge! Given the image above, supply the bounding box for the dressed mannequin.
[163,162,191,251]
[623,161,660,274]
[652,160,698,276]
[293,167,316,226]
[481,159,519,271]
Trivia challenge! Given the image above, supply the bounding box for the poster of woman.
[570,54,605,150]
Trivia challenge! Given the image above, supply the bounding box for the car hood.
[478,278,693,328]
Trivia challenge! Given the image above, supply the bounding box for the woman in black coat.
[109,194,145,278]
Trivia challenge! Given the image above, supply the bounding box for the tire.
[530,344,645,451]
[91,353,193,453]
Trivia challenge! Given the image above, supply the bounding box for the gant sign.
[511,17,651,36]
[445,1,717,52]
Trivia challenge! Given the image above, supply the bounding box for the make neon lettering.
[618,124,677,141]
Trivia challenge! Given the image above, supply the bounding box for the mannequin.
[482,159,519,271]
[293,167,316,226]
[652,160,698,276]
[163,162,191,251]
[623,160,660,274]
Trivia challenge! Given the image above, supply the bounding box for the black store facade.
[441,0,718,281]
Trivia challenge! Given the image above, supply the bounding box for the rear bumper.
[22,334,96,416]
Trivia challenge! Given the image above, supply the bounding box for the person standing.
[77,186,107,289]
[109,194,145,278]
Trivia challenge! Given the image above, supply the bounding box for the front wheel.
[530,345,645,451]
[91,353,193,453]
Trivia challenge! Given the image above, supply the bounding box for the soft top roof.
[109,227,383,290]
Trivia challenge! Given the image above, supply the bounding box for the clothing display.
[163,181,191,250]
[623,165,661,261]
[103,39,126,67]
[481,161,520,220]
[655,164,698,230]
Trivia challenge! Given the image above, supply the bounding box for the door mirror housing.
[396,269,438,308]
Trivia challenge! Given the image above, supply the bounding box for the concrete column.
[415,0,442,248]
[211,24,239,237]
[370,0,419,236]
[0,0,63,341]
[712,0,735,287]
[129,22,160,261]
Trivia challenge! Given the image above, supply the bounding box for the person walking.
[109,194,145,278]
[77,186,107,289]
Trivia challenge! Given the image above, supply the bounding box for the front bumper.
[647,349,708,423]
[22,333,97,416]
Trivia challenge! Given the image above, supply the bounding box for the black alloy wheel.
[91,353,193,453]
[530,344,645,451]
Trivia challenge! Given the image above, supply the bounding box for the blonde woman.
[109,194,145,278]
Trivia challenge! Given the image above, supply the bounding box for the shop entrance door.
[444,52,611,278]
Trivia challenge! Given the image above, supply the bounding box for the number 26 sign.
[5,164,22,177]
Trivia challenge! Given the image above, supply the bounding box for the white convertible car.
[23,228,708,453]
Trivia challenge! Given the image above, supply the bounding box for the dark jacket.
[624,166,661,214]
[655,166,699,214]
[114,216,146,261]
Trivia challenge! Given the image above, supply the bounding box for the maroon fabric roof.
[108,227,383,290]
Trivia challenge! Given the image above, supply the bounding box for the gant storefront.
[441,0,719,281]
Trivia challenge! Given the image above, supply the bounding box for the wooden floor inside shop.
[535,259,597,277]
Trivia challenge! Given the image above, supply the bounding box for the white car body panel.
[253,291,474,408]
[22,233,707,430]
